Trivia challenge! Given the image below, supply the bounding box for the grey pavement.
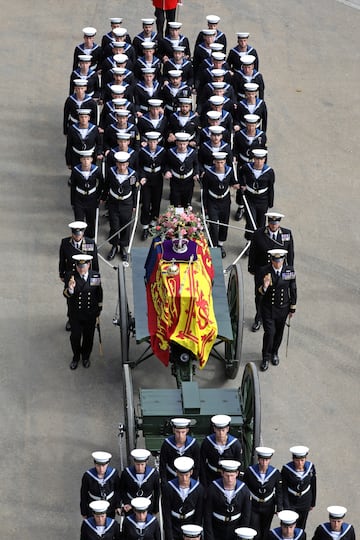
[0,0,359,538]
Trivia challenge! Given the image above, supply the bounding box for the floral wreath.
[151,206,205,241]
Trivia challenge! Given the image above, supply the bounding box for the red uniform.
[152,0,178,8]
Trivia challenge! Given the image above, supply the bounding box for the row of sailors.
[79,417,355,540]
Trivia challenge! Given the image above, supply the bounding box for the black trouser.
[170,177,194,208]
[154,7,176,37]
[140,174,163,225]
[244,196,268,240]
[261,305,288,361]
[108,197,133,248]
[207,195,231,246]
[73,202,97,239]
[250,503,275,540]
[253,278,263,324]
[69,314,97,361]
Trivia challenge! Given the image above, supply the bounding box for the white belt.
[239,153,251,162]
[207,461,220,473]
[250,490,275,503]
[246,185,268,195]
[76,186,97,195]
[110,188,132,200]
[143,166,161,173]
[171,509,196,520]
[213,512,241,522]
[89,490,114,501]
[70,115,78,123]
[166,464,177,477]
[73,146,95,154]
[288,485,311,497]
[208,188,230,199]
[172,168,193,179]
[140,104,148,111]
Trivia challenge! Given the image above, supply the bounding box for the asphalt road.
[0,0,359,538]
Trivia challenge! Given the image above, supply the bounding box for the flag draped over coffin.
[145,235,217,368]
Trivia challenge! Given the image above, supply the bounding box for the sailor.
[194,15,227,53]
[161,69,191,117]
[232,55,265,101]
[72,26,103,72]
[182,525,203,540]
[70,54,101,99]
[80,451,121,519]
[204,459,251,540]
[193,28,217,72]
[63,79,98,135]
[268,510,306,540]
[248,212,294,332]
[101,18,131,57]
[122,497,161,540]
[65,108,102,170]
[312,506,355,540]
[234,82,268,133]
[198,125,232,174]
[163,45,194,88]
[134,42,162,82]
[227,32,259,72]
[132,18,159,58]
[167,96,200,148]
[158,21,191,62]
[200,415,242,486]
[159,418,200,485]
[80,500,121,540]
[119,448,160,515]
[103,108,140,154]
[281,447,316,530]
[243,447,283,540]
[162,457,204,540]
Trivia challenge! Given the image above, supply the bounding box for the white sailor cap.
[252,148,267,158]
[327,506,347,519]
[77,108,92,115]
[73,78,87,87]
[209,95,225,105]
[209,43,224,51]
[116,131,131,140]
[175,132,191,142]
[173,45,186,52]
[209,125,225,135]
[92,451,112,463]
[73,254,93,265]
[78,54,92,62]
[178,97,192,104]
[206,110,222,120]
[89,500,110,514]
[114,151,130,162]
[141,67,156,74]
[83,27,97,37]
[240,54,256,65]
[148,98,163,107]
[210,68,226,77]
[244,82,259,92]
[131,448,151,462]
[268,249,288,260]
[290,445,309,457]
[256,446,275,458]
[115,109,130,116]
[145,131,161,140]
[211,414,231,427]
[235,528,257,540]
[206,14,221,24]
[237,32,250,39]
[131,497,151,511]
[212,82,226,89]
[69,221,87,231]
[168,69,183,78]
[212,151,228,160]
[109,17,123,24]
[244,114,260,124]
[174,456,194,472]
[202,28,217,36]
[112,67,126,75]
[141,18,155,25]
[171,417,191,427]
[278,510,299,525]
[110,84,126,94]
[112,27,127,36]
[168,21,183,29]
[181,525,203,538]
[265,211,285,221]
[112,98,128,106]
[111,42,124,50]
[219,459,241,471]
[211,52,226,61]
[142,41,156,49]
[113,53,128,64]
[77,149,94,157]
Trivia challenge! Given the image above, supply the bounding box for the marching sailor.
[80,500,121,540]
[268,510,306,540]
[122,497,161,540]
[312,506,355,540]
[120,448,160,515]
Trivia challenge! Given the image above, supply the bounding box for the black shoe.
[65,320,71,332]
[271,353,279,366]
[252,320,261,332]
[220,246,226,258]
[235,206,244,221]
[260,360,269,371]
[142,229,149,240]
[70,358,79,370]
[82,358,91,368]
[107,246,118,261]
[120,247,128,262]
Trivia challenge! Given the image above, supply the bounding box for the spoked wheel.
[224,263,245,379]
[239,362,261,467]
[122,363,137,460]
[118,264,130,364]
